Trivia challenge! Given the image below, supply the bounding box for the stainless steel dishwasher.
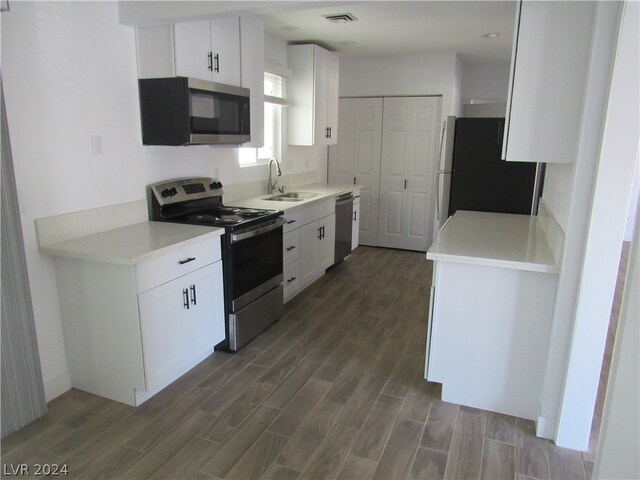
[334,192,354,265]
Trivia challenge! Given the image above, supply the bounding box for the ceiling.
[261,1,517,65]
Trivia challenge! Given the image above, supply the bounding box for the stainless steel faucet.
[267,157,282,194]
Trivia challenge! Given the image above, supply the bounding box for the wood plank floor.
[2,246,589,480]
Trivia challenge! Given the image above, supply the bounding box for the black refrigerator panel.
[448,118,538,217]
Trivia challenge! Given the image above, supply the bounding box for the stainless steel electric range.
[148,177,284,351]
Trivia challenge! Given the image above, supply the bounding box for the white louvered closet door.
[378,97,441,251]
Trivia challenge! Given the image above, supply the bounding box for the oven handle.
[230,217,286,243]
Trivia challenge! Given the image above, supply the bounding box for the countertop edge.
[426,251,559,274]
[40,224,224,266]
[426,211,560,274]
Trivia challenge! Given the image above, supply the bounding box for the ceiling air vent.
[322,13,358,24]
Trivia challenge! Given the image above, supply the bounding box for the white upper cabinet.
[172,20,212,81]
[240,16,264,148]
[288,44,339,146]
[502,1,595,163]
[136,18,244,87]
[174,18,241,86]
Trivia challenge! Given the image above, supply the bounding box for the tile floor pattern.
[2,247,593,480]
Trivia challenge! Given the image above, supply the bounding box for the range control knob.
[161,188,172,198]
[169,187,178,196]
[210,181,223,190]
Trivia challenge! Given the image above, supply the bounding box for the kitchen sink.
[263,192,320,202]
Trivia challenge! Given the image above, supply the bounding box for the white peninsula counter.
[425,211,560,421]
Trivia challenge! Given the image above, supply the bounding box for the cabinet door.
[136,25,175,79]
[325,52,340,145]
[173,20,212,81]
[283,229,301,265]
[318,213,336,271]
[284,259,300,303]
[184,262,225,360]
[352,201,360,251]
[328,98,357,184]
[138,275,190,391]
[299,220,321,287]
[240,16,264,147]
[210,17,241,86]
[378,96,440,252]
[287,44,338,146]
[313,46,330,145]
[502,1,594,163]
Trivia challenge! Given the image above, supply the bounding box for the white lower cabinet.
[282,198,337,303]
[299,220,322,287]
[300,214,335,289]
[138,261,224,396]
[425,260,557,420]
[283,259,300,303]
[352,197,360,250]
[53,234,225,406]
[283,228,301,302]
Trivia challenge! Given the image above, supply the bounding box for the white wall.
[624,159,639,241]
[536,2,621,444]
[593,200,639,480]
[460,62,511,103]
[555,0,639,449]
[542,164,575,232]
[338,52,463,119]
[2,2,325,400]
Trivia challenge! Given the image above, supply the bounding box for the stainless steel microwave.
[138,77,250,146]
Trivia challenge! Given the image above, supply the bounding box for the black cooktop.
[174,206,282,231]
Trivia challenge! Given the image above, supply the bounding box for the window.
[239,72,287,166]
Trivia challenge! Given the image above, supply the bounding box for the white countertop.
[228,183,361,212]
[426,211,559,274]
[40,221,224,266]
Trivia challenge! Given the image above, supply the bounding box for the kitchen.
[1,1,638,479]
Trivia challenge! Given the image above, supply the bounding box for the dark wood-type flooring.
[2,247,592,479]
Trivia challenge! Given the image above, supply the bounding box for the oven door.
[228,218,284,310]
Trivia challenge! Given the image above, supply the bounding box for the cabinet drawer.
[283,229,300,265]
[136,235,221,293]
[300,197,335,226]
[284,259,300,303]
[283,210,301,233]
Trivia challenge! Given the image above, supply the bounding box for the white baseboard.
[43,371,71,402]
[536,414,557,440]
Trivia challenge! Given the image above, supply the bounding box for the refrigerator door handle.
[436,173,441,216]
[438,121,447,170]
[435,170,452,216]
